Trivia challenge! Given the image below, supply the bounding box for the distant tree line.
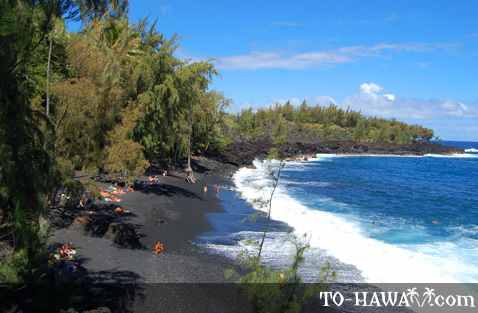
[228,101,434,145]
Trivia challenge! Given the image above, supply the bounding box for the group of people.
[148,175,161,185]
[53,243,77,261]
[148,170,168,185]
[98,184,135,203]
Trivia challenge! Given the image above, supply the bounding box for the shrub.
[0,249,29,283]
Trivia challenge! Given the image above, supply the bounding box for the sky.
[128,0,478,141]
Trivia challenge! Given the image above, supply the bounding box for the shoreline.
[50,149,477,281]
[214,140,464,167]
[230,159,366,283]
[230,154,478,284]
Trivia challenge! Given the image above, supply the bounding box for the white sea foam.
[233,159,478,283]
[464,148,478,153]
[315,153,478,159]
[282,180,332,188]
[424,153,478,158]
[199,231,364,282]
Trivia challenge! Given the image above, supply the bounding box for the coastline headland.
[213,139,463,166]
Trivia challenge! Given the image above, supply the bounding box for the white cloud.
[439,101,470,117]
[360,82,383,95]
[342,82,478,119]
[384,94,396,102]
[215,51,351,70]
[214,42,458,70]
[244,82,476,120]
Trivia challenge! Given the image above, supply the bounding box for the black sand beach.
[37,158,259,312]
[51,170,236,283]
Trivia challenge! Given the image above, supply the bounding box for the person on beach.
[148,175,160,185]
[185,168,196,183]
[214,184,220,194]
[79,196,85,208]
[203,184,208,193]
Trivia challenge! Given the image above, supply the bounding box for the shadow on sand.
[0,258,144,313]
[138,183,202,200]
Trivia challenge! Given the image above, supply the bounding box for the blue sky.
[128,0,478,141]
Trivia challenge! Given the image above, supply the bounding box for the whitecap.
[282,180,332,188]
[233,159,478,283]
[424,153,478,158]
[315,152,478,159]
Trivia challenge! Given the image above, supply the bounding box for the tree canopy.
[229,101,434,145]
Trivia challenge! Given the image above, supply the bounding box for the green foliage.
[104,104,150,183]
[44,14,228,171]
[227,102,434,144]
[0,0,127,284]
[0,250,29,284]
[229,158,334,313]
[267,148,281,160]
[1,2,229,285]
[134,59,223,166]
[228,236,334,313]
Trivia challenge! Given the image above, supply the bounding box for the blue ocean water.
[283,152,478,245]
[199,141,478,283]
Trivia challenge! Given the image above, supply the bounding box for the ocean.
[197,141,478,283]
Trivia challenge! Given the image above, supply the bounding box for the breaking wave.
[232,159,478,283]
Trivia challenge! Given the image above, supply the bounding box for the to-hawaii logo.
[319,287,476,308]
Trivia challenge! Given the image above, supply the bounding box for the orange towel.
[153,241,165,254]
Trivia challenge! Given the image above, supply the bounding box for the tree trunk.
[186,102,194,176]
[257,163,283,259]
[46,37,52,116]
[187,128,191,171]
